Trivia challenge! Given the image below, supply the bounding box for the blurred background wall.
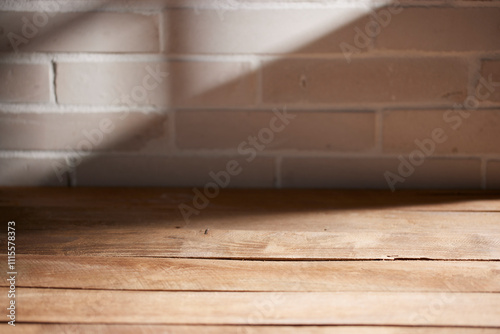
[0,0,499,189]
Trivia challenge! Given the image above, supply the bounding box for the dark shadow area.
[1,187,499,231]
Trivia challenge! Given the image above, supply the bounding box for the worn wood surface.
[10,227,500,260]
[1,288,499,326]
[0,188,499,332]
[1,255,498,292]
[2,325,500,334]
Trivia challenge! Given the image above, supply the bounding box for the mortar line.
[49,59,57,104]
[158,11,165,53]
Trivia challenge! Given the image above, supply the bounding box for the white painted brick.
[0,157,68,186]
[75,155,275,187]
[176,110,375,151]
[164,8,370,54]
[56,61,257,107]
[282,157,481,189]
[0,112,170,153]
[0,63,50,103]
[0,12,159,53]
[263,57,468,105]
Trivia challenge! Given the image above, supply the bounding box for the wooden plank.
[2,288,500,326]
[8,227,500,260]
[1,324,499,334]
[2,207,500,233]
[2,255,499,292]
[1,188,500,212]
[2,189,499,261]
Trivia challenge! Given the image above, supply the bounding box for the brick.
[0,12,159,53]
[0,157,68,186]
[479,60,500,103]
[0,112,169,153]
[75,155,274,187]
[486,160,500,189]
[0,63,50,103]
[56,62,257,107]
[164,8,371,54]
[262,57,468,105]
[176,110,375,151]
[383,110,500,154]
[281,157,481,189]
[376,8,500,52]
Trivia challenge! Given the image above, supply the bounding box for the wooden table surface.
[0,188,499,333]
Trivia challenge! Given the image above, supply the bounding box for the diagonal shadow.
[0,1,498,219]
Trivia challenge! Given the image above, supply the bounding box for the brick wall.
[0,0,499,189]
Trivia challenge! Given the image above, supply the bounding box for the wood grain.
[1,189,499,260]
[3,208,500,233]
[8,227,500,260]
[1,255,499,292]
[3,288,500,326]
[0,188,499,331]
[1,325,499,334]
